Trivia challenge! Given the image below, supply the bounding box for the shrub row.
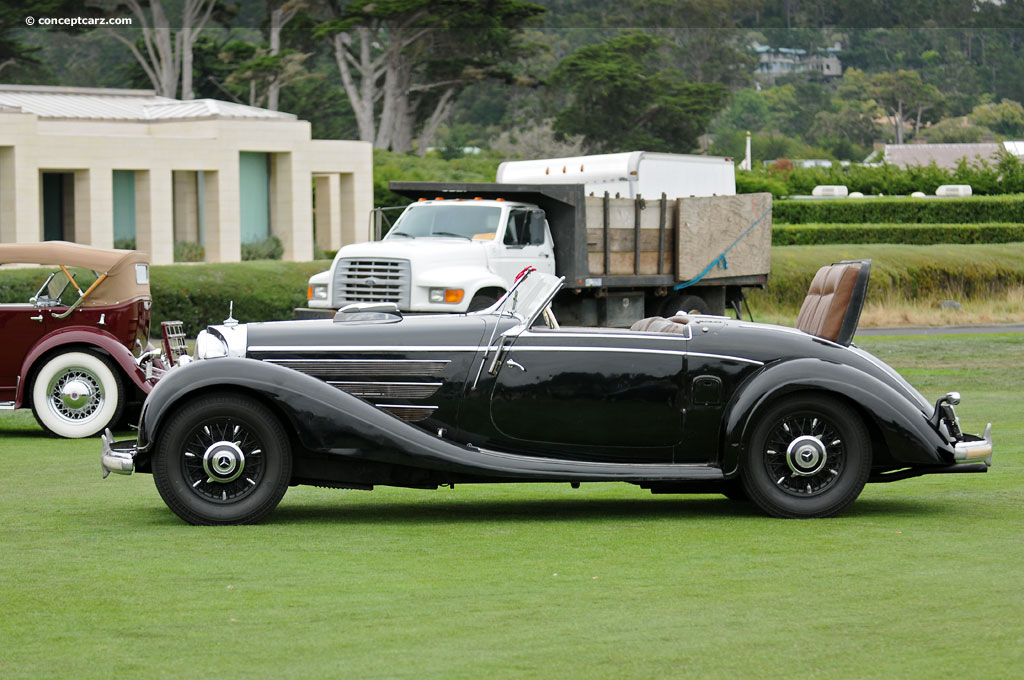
[149,260,329,335]
[773,223,1024,246]
[773,194,1024,224]
[738,153,1024,197]
[753,243,1024,311]
[6,245,1024,337]
[0,260,330,337]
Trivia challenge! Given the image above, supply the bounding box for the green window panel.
[112,170,136,243]
[239,152,270,244]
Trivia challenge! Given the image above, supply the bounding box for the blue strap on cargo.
[673,207,771,290]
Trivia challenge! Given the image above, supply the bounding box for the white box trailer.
[496,151,736,200]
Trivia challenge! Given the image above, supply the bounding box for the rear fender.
[18,329,149,407]
[720,358,953,475]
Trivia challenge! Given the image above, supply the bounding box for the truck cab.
[307,198,555,314]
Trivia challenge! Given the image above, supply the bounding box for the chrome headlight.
[195,329,227,359]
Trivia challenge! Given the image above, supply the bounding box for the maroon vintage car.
[0,241,185,438]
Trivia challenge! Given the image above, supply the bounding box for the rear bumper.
[100,428,137,478]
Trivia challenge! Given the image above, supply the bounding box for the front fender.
[416,265,507,310]
[720,358,954,475]
[18,328,149,406]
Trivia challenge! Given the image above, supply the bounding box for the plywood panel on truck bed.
[676,192,772,281]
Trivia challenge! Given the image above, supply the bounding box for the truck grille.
[333,258,411,307]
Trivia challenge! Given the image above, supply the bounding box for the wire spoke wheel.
[153,393,291,525]
[763,415,846,497]
[181,419,267,504]
[31,351,124,438]
[48,367,104,421]
[742,394,871,519]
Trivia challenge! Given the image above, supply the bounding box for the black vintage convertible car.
[102,262,993,525]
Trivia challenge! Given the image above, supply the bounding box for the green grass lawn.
[1,334,1022,679]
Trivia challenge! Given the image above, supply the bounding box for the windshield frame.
[492,269,564,327]
[384,202,506,241]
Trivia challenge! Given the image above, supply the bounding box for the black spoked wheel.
[152,393,292,525]
[741,394,871,519]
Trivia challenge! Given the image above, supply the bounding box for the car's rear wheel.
[31,350,125,438]
[741,394,871,519]
[152,393,292,526]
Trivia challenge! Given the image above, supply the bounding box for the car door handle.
[30,315,43,322]
[505,359,526,372]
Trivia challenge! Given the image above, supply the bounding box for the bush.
[773,194,1024,224]
[241,236,283,261]
[738,153,1024,197]
[150,260,331,336]
[114,238,136,250]
[373,148,502,208]
[773,223,1024,246]
[750,243,1024,312]
[174,241,205,262]
[0,260,330,336]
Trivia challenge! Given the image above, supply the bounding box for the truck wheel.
[468,293,498,312]
[31,350,125,439]
[661,294,709,317]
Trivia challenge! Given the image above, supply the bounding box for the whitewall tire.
[31,351,125,438]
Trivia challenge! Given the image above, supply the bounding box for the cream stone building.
[0,84,373,264]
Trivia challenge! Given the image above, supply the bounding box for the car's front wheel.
[741,394,871,518]
[152,393,292,525]
[31,350,125,438]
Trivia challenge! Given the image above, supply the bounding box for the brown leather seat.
[795,260,871,346]
[630,315,690,335]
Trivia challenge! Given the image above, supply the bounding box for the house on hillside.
[883,141,1024,169]
[752,42,843,85]
[0,84,373,263]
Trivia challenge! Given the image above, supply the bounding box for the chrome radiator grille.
[332,258,411,307]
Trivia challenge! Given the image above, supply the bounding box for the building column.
[134,169,174,264]
[314,174,343,252]
[74,168,114,248]
[270,152,313,261]
[341,170,372,244]
[205,167,241,263]
[172,171,200,243]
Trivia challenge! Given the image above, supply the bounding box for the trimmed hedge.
[752,243,1024,311]
[0,260,331,337]
[774,194,1024,225]
[773,222,1024,246]
[739,153,1024,198]
[6,245,1024,335]
[149,260,329,335]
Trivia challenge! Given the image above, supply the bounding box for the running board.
[0,401,14,410]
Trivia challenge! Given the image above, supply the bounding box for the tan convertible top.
[0,241,150,306]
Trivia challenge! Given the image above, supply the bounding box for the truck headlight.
[309,284,328,300]
[429,288,464,304]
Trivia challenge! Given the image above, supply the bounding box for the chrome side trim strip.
[0,401,15,410]
[251,345,478,353]
[377,404,436,422]
[508,345,764,366]
[263,358,449,377]
[522,329,692,342]
[328,381,442,399]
